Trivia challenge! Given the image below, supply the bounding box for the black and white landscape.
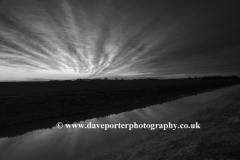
[0,0,240,160]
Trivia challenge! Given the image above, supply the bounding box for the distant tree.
[230,75,239,79]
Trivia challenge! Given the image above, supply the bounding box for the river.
[0,85,239,160]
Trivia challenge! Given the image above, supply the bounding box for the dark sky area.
[0,0,240,81]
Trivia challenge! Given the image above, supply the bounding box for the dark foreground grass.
[90,87,240,160]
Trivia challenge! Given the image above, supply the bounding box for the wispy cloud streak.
[0,0,240,80]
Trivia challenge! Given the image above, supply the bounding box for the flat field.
[0,79,239,129]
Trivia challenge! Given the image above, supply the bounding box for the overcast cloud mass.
[0,0,240,81]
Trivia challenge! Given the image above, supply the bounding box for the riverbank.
[91,84,240,160]
[0,79,239,129]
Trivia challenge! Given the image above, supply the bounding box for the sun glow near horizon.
[1,0,240,81]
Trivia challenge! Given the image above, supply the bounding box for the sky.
[0,0,240,81]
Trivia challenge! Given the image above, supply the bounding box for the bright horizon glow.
[0,0,240,81]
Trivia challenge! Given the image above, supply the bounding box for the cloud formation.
[0,0,240,80]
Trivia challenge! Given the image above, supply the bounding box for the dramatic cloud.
[0,0,240,80]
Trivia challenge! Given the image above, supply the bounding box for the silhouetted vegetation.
[187,75,239,80]
[49,75,239,82]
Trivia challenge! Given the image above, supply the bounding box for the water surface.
[0,85,239,160]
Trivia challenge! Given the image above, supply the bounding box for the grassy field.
[90,85,240,160]
[0,79,239,129]
[0,79,239,96]
[0,79,204,96]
